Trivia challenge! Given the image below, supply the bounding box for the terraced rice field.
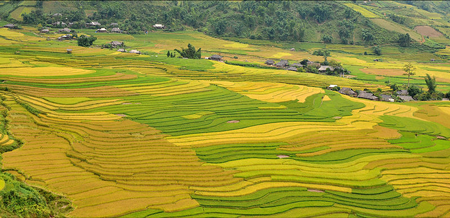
[0,26,450,217]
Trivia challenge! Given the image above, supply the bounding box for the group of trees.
[77,35,97,47]
[391,63,445,101]
[174,43,201,59]
[398,33,411,47]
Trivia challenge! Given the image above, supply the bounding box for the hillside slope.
[2,1,449,46]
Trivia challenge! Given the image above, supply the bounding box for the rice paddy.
[0,24,449,217]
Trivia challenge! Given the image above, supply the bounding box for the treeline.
[11,1,400,44]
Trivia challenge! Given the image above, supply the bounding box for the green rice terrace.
[1,1,450,217]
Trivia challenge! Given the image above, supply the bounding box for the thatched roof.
[398,95,414,102]
[318,66,334,71]
[275,60,289,67]
[287,67,297,71]
[381,94,394,102]
[265,60,274,65]
[58,28,71,33]
[111,41,122,46]
[358,91,378,100]
[211,55,222,60]
[3,24,16,28]
[339,87,357,96]
[397,90,408,96]
[291,63,303,67]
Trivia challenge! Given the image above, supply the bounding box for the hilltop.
[1,1,450,47]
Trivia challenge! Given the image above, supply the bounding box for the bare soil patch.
[227,120,240,123]
[277,155,289,159]
[307,189,324,193]
[414,26,443,38]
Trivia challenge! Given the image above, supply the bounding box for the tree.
[167,51,171,57]
[300,59,309,66]
[403,63,416,89]
[322,35,332,43]
[362,29,374,42]
[373,46,381,55]
[398,33,411,47]
[174,43,201,59]
[77,35,97,47]
[424,73,437,94]
[408,85,422,99]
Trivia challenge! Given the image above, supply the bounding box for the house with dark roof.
[275,60,289,68]
[210,55,222,61]
[265,60,274,65]
[338,87,357,97]
[357,91,379,101]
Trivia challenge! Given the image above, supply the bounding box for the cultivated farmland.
[0,14,450,218]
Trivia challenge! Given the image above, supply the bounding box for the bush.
[77,35,97,47]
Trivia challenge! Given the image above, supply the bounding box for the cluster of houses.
[331,85,415,102]
[265,59,336,73]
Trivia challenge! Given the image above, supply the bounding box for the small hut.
[338,87,357,97]
[111,27,121,33]
[275,60,289,68]
[3,24,16,29]
[111,41,123,47]
[153,24,165,29]
[265,60,274,65]
[210,55,223,61]
[318,66,334,73]
[40,29,50,33]
[67,49,73,54]
[97,28,107,33]
[129,50,141,54]
[287,67,297,71]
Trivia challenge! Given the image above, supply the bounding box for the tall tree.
[424,74,436,94]
[403,63,416,89]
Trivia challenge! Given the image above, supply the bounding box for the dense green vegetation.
[1,1,450,217]
[0,0,439,45]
